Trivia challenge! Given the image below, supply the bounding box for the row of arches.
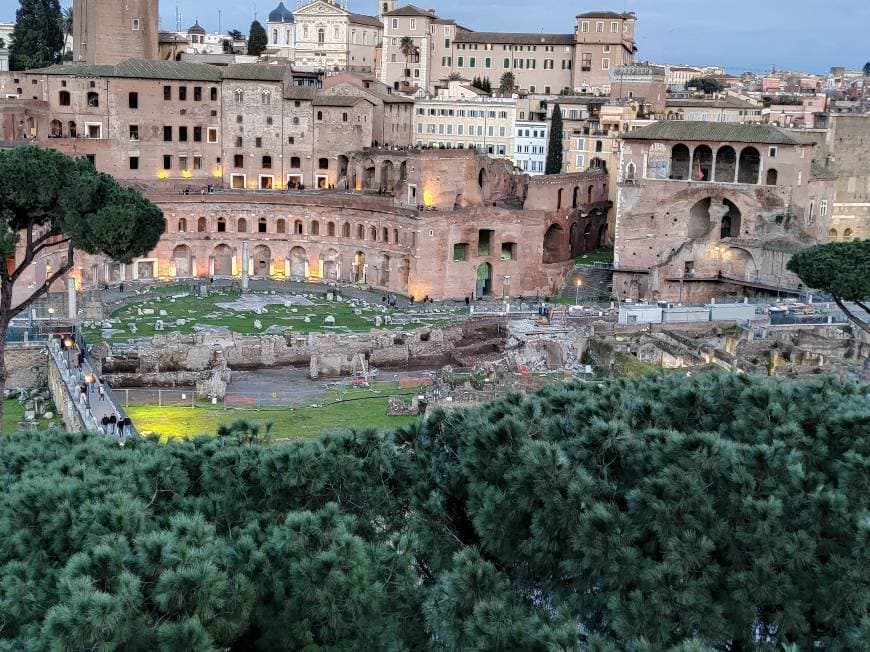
[556,184,596,211]
[350,158,408,192]
[647,143,771,185]
[543,221,608,263]
[173,244,411,288]
[828,228,854,242]
[49,119,78,138]
[175,215,405,245]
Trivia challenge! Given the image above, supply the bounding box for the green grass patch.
[2,399,63,434]
[575,248,614,265]
[85,291,449,344]
[128,394,419,440]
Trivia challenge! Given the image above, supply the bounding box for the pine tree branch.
[8,241,74,319]
[832,294,870,337]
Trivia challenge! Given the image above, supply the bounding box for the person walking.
[108,414,117,436]
[98,383,106,402]
[100,415,109,435]
[79,384,87,408]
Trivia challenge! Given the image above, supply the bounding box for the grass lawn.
[3,399,63,434]
[575,248,614,265]
[128,394,419,440]
[85,290,464,345]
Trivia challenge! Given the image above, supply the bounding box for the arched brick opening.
[543,223,566,264]
[254,245,271,277]
[289,246,307,278]
[214,245,233,276]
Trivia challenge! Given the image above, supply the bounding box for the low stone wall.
[5,345,49,391]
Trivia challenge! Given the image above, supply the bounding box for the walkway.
[48,336,135,438]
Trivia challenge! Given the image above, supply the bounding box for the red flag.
[696,162,705,181]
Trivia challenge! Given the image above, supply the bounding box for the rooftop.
[31,59,223,82]
[268,2,295,23]
[624,121,814,145]
[312,95,373,107]
[384,5,438,18]
[577,11,636,19]
[455,31,574,46]
[347,13,383,28]
[222,63,289,81]
[666,97,759,110]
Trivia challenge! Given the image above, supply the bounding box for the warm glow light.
[422,185,436,207]
[181,169,192,179]
[212,167,222,178]
[575,278,583,287]
[157,170,169,180]
[355,182,362,191]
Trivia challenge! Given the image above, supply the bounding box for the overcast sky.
[9,1,866,73]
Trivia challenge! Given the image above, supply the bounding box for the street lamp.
[63,337,74,370]
[84,373,95,409]
[575,278,583,305]
[47,307,55,332]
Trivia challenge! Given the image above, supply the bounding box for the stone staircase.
[559,265,614,302]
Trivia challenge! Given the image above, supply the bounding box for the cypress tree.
[247,20,268,57]
[9,0,64,70]
[545,102,564,174]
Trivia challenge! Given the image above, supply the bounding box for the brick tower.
[73,0,159,65]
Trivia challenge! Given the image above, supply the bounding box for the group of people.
[100,414,133,437]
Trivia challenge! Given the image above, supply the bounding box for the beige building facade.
[380,5,636,96]
[293,0,382,73]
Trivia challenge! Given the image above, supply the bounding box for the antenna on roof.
[175,1,181,32]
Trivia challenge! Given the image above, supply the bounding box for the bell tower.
[378,1,397,23]
[73,0,159,65]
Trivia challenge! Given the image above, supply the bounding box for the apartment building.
[0,61,410,191]
[381,5,636,95]
[514,121,548,174]
[664,96,764,123]
[413,93,517,159]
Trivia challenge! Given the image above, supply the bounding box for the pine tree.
[9,0,64,70]
[247,20,267,57]
[545,103,564,174]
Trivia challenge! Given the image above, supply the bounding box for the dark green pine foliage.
[247,20,268,57]
[0,374,866,649]
[787,238,870,335]
[546,102,564,174]
[9,0,64,70]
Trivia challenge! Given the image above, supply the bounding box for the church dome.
[268,2,295,23]
[187,20,206,35]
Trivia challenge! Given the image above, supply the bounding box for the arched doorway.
[399,258,410,290]
[322,248,339,281]
[766,169,778,186]
[715,146,737,182]
[475,262,492,297]
[214,245,233,276]
[289,247,307,278]
[378,254,391,287]
[173,245,192,277]
[253,245,271,277]
[596,224,607,248]
[738,147,761,184]
[337,155,349,188]
[693,145,713,181]
[572,186,580,208]
[363,160,376,189]
[353,251,366,283]
[381,160,395,192]
[569,222,579,257]
[543,224,565,264]
[671,144,690,180]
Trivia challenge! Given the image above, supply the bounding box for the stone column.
[241,240,249,291]
[67,277,77,321]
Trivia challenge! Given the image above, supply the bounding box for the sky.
[7,1,868,73]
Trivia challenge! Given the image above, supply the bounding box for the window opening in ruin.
[477,230,493,256]
[453,243,468,261]
[766,169,778,186]
[714,146,736,183]
[258,218,267,233]
[670,144,690,180]
[738,147,760,184]
[501,242,517,261]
